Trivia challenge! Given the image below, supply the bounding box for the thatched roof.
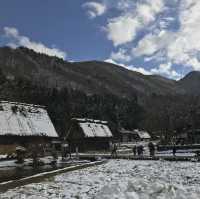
[0,101,58,138]
[72,118,112,138]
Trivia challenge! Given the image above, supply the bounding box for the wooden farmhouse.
[134,129,151,141]
[119,129,138,142]
[0,101,58,149]
[120,128,151,143]
[67,118,113,152]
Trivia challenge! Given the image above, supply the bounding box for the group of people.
[111,142,156,158]
[132,145,144,156]
[132,142,156,157]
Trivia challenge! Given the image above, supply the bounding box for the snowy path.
[1,160,200,198]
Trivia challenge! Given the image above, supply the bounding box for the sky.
[1,0,200,80]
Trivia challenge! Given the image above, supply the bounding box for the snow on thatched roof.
[72,118,108,124]
[119,128,137,135]
[72,118,112,138]
[119,128,151,139]
[134,129,151,139]
[0,101,58,137]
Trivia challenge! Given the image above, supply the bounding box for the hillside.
[178,71,200,95]
[0,46,189,98]
[0,46,200,136]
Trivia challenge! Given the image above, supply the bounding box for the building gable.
[0,101,58,138]
[69,118,113,138]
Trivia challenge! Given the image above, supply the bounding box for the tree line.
[0,74,143,137]
[0,69,200,143]
[141,94,200,143]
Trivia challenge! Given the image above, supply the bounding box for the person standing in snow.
[133,145,137,156]
[172,145,176,156]
[75,146,79,159]
[111,143,117,158]
[140,145,144,156]
[137,145,141,156]
[148,142,155,157]
[137,145,144,156]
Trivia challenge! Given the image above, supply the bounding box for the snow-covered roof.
[134,129,151,139]
[119,129,137,135]
[72,118,112,138]
[0,101,58,137]
[72,118,108,124]
[79,122,112,138]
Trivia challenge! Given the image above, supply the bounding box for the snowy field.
[1,160,200,198]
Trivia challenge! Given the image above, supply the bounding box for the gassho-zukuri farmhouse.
[0,101,58,149]
[67,118,113,152]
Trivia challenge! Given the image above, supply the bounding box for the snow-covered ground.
[156,150,196,157]
[1,160,200,198]
[0,155,7,159]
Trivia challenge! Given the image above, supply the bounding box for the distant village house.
[176,129,200,144]
[66,118,113,152]
[119,128,151,143]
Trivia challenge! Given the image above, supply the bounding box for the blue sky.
[0,0,200,79]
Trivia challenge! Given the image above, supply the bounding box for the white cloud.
[115,0,135,11]
[106,16,140,46]
[3,27,67,59]
[105,57,182,78]
[110,48,131,62]
[150,62,182,80]
[159,17,175,29]
[129,66,152,75]
[167,0,200,70]
[132,0,200,72]
[101,0,192,79]
[4,27,18,38]
[105,59,152,75]
[100,0,200,78]
[133,30,175,57]
[83,2,107,18]
[105,0,165,46]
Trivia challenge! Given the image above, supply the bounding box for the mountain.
[0,46,190,99]
[1,46,200,136]
[178,71,200,95]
